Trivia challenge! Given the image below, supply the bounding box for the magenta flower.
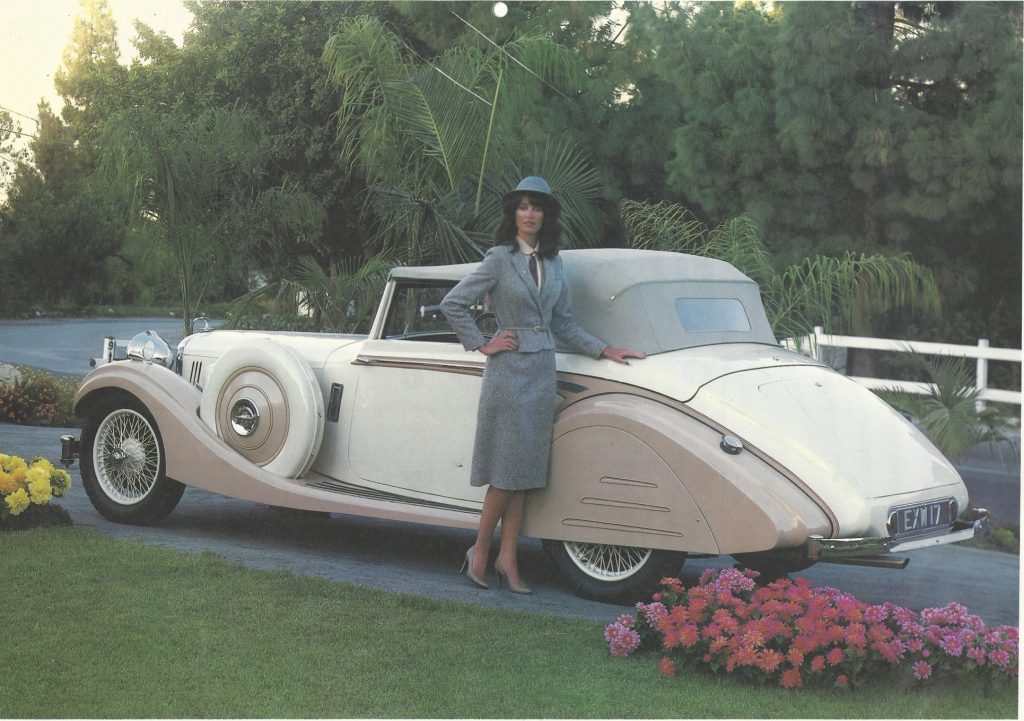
[988,648,1012,668]
[864,605,888,623]
[606,622,641,657]
[938,633,965,657]
[966,646,987,665]
[913,660,932,680]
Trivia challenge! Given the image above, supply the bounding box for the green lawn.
[2,527,1016,718]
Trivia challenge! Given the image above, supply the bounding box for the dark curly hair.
[493,191,562,260]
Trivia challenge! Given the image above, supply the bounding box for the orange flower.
[780,667,803,688]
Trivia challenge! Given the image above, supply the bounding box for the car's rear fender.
[523,392,835,554]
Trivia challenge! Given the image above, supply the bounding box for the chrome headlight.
[126,331,175,368]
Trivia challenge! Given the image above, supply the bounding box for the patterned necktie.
[528,254,539,286]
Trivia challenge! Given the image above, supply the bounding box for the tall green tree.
[98,106,267,336]
[53,0,127,161]
[614,1,1021,348]
[322,14,605,265]
[123,1,375,272]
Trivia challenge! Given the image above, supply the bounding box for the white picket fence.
[785,326,1022,410]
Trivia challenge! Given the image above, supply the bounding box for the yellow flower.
[11,466,27,486]
[3,455,26,473]
[27,465,49,486]
[0,470,17,496]
[50,468,72,495]
[31,457,54,474]
[5,488,30,516]
[28,475,52,505]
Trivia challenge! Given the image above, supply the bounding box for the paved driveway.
[0,317,192,376]
[2,422,1018,628]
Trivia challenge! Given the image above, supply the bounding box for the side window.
[384,284,459,341]
[675,298,751,333]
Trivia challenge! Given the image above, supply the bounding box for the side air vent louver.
[188,361,203,387]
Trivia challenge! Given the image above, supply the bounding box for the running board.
[817,554,910,569]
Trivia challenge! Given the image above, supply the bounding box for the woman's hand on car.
[601,346,646,365]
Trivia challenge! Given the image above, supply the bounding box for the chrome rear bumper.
[807,508,988,566]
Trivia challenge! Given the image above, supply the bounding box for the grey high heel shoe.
[494,559,533,595]
[460,547,489,589]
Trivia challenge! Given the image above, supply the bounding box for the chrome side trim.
[353,354,485,374]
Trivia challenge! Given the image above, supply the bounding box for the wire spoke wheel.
[564,541,653,581]
[93,409,162,505]
[544,539,685,601]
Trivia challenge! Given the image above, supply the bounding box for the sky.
[2,0,194,134]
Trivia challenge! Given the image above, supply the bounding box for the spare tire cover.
[199,339,324,478]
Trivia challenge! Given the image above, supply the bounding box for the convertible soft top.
[390,248,751,287]
[392,249,777,353]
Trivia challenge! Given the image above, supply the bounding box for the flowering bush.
[0,367,78,427]
[0,453,72,528]
[606,569,1018,690]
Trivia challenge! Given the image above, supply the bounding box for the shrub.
[607,569,1018,691]
[0,366,79,427]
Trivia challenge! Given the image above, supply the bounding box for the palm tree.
[322,15,605,265]
[620,199,941,343]
[98,106,262,338]
[874,351,1013,461]
[229,253,396,334]
[98,106,323,338]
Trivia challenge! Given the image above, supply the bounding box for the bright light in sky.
[2,0,193,127]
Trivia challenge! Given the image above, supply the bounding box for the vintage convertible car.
[60,249,985,600]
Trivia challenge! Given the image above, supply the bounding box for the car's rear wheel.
[80,397,184,525]
[543,539,685,602]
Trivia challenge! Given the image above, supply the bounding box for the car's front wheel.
[543,540,686,602]
[80,397,184,525]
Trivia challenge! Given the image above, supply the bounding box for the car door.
[347,281,489,508]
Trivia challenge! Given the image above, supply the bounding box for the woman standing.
[441,177,644,594]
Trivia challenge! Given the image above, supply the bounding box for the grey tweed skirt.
[470,349,559,491]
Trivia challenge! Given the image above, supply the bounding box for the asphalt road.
[2,421,1019,628]
[0,317,193,376]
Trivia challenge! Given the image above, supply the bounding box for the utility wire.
[4,128,40,140]
[449,10,574,102]
[397,37,493,106]
[0,105,40,125]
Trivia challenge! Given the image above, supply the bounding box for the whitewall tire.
[199,339,324,478]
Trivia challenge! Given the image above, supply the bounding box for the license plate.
[888,498,956,539]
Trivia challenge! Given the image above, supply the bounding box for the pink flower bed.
[605,568,1018,689]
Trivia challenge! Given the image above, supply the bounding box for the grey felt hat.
[503,176,560,211]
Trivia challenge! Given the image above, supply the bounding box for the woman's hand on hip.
[479,331,519,356]
[601,346,646,365]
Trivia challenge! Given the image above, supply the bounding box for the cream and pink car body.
[66,249,984,599]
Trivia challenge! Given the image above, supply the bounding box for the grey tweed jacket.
[440,246,607,358]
